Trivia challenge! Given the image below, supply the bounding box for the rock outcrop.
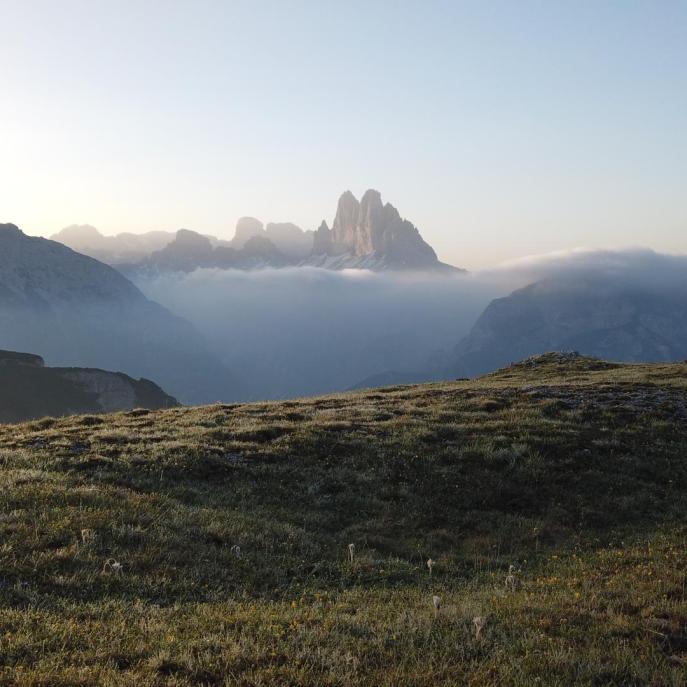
[127,228,291,274]
[0,348,178,423]
[307,189,459,271]
[0,350,44,368]
[264,223,314,259]
[231,219,314,259]
[312,220,334,256]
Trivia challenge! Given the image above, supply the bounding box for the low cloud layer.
[489,247,687,292]
[135,248,687,400]
[137,268,500,399]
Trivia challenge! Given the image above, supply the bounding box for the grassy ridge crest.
[1,355,687,685]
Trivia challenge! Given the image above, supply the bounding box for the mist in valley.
[134,248,687,401]
[136,267,502,400]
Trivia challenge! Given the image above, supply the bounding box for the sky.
[1,0,685,270]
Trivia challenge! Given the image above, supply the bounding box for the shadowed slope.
[0,224,242,403]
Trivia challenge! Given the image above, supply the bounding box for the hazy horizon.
[2,1,685,270]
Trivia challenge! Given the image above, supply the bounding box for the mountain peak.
[322,190,458,271]
[233,217,265,248]
[54,224,103,242]
[360,188,383,206]
[174,229,213,249]
[0,223,22,238]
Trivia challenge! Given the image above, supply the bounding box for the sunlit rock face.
[51,190,462,273]
[331,190,365,254]
[313,189,459,271]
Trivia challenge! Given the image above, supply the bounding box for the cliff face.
[311,189,459,271]
[0,349,178,423]
[0,350,44,368]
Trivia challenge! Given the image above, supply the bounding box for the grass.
[1,353,687,685]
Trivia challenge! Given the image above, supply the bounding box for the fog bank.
[137,268,500,399]
[134,248,687,400]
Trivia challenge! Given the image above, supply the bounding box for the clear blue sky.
[2,0,685,268]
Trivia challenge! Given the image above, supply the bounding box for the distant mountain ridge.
[346,269,687,391]
[51,225,179,264]
[0,349,178,423]
[451,275,687,377]
[53,190,462,274]
[0,224,243,403]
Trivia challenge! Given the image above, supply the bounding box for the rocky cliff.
[307,189,459,271]
[0,349,178,423]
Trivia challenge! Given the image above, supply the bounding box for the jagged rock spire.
[322,189,444,269]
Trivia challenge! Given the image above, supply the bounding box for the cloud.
[136,267,501,400]
[133,247,687,400]
[486,247,687,290]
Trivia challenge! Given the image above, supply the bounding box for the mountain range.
[450,275,687,377]
[0,223,242,404]
[53,190,461,274]
[10,200,687,408]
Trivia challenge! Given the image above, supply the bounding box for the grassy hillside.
[1,353,687,685]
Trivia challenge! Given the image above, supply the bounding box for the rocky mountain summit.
[54,190,461,274]
[0,349,178,423]
[0,224,242,403]
[310,189,456,271]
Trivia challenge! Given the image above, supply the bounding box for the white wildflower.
[80,528,95,546]
[432,595,442,614]
[505,564,519,592]
[102,558,123,575]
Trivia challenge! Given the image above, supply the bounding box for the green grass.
[1,353,687,685]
